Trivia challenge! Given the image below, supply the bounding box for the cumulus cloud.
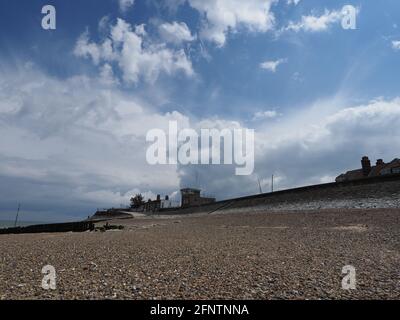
[187,0,276,47]
[260,58,287,72]
[2,62,400,217]
[0,64,190,220]
[159,0,186,13]
[179,97,400,200]
[287,0,301,5]
[392,40,400,50]
[158,21,196,44]
[284,9,344,32]
[119,0,135,13]
[257,97,400,186]
[74,18,194,84]
[99,63,119,86]
[252,110,281,121]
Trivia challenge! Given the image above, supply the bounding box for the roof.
[336,158,400,182]
[368,164,385,177]
[341,169,364,181]
[382,158,400,170]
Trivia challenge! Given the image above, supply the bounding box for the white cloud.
[392,40,400,51]
[119,0,135,13]
[284,9,343,32]
[2,63,400,217]
[260,58,286,72]
[74,18,194,84]
[0,64,190,219]
[74,29,117,65]
[287,0,301,5]
[99,63,119,86]
[291,71,303,82]
[180,97,400,200]
[252,110,281,121]
[257,97,400,184]
[159,0,186,13]
[187,0,276,47]
[158,21,196,44]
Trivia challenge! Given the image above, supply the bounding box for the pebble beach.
[1,208,399,300]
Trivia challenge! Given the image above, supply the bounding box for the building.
[160,195,180,209]
[141,189,216,213]
[336,156,400,182]
[143,195,162,213]
[142,195,180,213]
[180,188,216,208]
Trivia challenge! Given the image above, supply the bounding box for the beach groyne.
[0,221,95,235]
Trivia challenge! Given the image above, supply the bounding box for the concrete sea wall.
[158,174,400,215]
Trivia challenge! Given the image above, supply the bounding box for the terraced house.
[336,156,400,182]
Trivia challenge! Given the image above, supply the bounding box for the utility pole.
[14,203,21,228]
[271,175,274,193]
[257,177,263,194]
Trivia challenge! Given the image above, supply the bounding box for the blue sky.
[1,0,400,221]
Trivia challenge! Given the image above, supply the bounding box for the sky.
[0,0,400,222]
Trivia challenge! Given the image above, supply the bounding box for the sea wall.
[158,174,400,215]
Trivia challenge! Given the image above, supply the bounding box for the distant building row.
[336,156,400,182]
[141,188,216,213]
[142,194,177,212]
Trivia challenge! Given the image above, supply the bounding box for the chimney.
[165,195,169,201]
[376,159,384,166]
[361,156,372,176]
[157,194,161,201]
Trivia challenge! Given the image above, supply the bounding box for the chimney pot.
[361,156,372,176]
